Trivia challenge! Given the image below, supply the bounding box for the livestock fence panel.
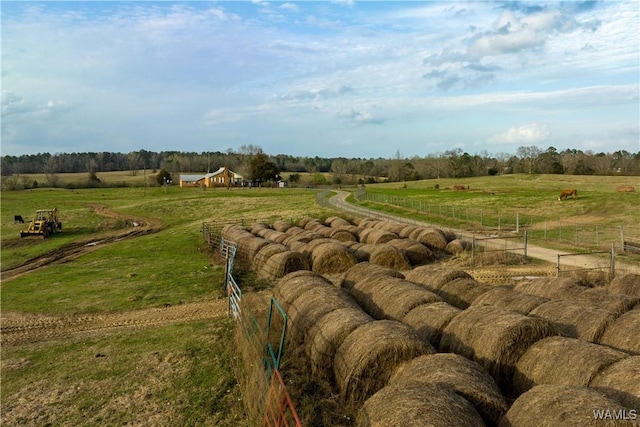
[264,370,303,427]
[471,232,528,262]
[556,247,616,278]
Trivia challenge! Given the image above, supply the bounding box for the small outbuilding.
[179,166,243,188]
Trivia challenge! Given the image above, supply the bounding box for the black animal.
[14,215,24,224]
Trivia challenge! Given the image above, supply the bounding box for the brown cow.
[558,189,578,200]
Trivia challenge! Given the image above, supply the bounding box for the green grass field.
[1,173,639,425]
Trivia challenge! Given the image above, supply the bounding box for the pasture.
[1,173,639,425]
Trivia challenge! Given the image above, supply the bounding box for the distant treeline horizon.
[2,145,639,183]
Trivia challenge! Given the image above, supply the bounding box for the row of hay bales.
[221,216,466,280]
[273,266,640,426]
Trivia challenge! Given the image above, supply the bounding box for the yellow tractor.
[20,208,63,238]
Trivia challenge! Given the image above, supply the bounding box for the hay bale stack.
[351,243,375,262]
[413,228,449,251]
[404,266,474,292]
[388,239,435,266]
[389,353,508,425]
[272,219,292,232]
[260,250,310,279]
[446,238,471,254]
[273,271,333,308]
[358,228,398,245]
[328,228,358,243]
[368,243,412,271]
[356,382,485,427]
[305,307,374,384]
[342,262,405,291]
[608,273,640,298]
[590,356,640,410]
[440,305,559,393]
[472,286,549,315]
[437,277,493,309]
[350,276,443,321]
[310,242,358,274]
[499,384,630,427]
[512,336,628,396]
[513,277,584,299]
[598,307,640,354]
[529,300,621,343]
[288,285,360,345]
[252,243,288,273]
[402,302,462,348]
[334,320,434,404]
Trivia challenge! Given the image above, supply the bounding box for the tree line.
[1,145,638,188]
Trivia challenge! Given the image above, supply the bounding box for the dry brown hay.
[328,228,358,243]
[250,222,270,235]
[570,288,639,314]
[298,216,316,228]
[398,224,422,238]
[351,243,375,262]
[512,336,628,396]
[590,356,640,410]
[259,229,289,244]
[334,320,434,404]
[356,382,485,427]
[271,219,292,232]
[529,300,621,343]
[300,238,335,257]
[358,228,399,245]
[499,384,630,427]
[513,277,584,299]
[387,238,435,266]
[221,223,251,241]
[325,216,352,228]
[404,266,474,293]
[413,228,449,251]
[236,236,270,263]
[374,220,407,234]
[304,219,326,232]
[598,307,640,354]
[252,243,289,273]
[402,302,462,348]
[286,240,306,252]
[437,277,493,309]
[389,353,508,425]
[446,238,471,254]
[471,286,549,315]
[288,285,360,345]
[272,271,333,308]
[342,262,405,290]
[367,243,412,271]
[349,276,443,321]
[440,305,559,393]
[305,307,374,384]
[284,225,305,235]
[260,250,310,280]
[311,242,358,274]
[357,218,381,228]
[608,274,640,298]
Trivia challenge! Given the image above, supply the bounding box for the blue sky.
[1,1,638,158]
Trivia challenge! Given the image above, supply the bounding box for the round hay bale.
[284,225,305,236]
[529,300,620,343]
[342,262,405,290]
[271,219,292,232]
[446,238,471,254]
[440,305,559,393]
[356,382,485,427]
[414,228,449,251]
[298,216,316,228]
[351,243,375,262]
[311,242,358,274]
[398,224,422,238]
[237,236,270,262]
[328,228,358,243]
[261,229,289,244]
[437,277,493,309]
[260,250,310,279]
[286,240,306,252]
[314,225,335,238]
[375,220,407,234]
[598,307,640,354]
[389,353,509,425]
[590,356,640,410]
[350,276,442,321]
[387,239,435,266]
[368,244,412,271]
[608,273,640,298]
[404,266,474,292]
[273,271,333,308]
[359,228,398,245]
[402,302,462,348]
[306,307,374,384]
[471,286,548,315]
[499,384,629,427]
[303,219,325,231]
[300,238,335,257]
[442,229,457,242]
[288,285,360,345]
[250,222,271,235]
[570,288,639,314]
[334,320,434,404]
[513,336,629,396]
[357,218,381,228]
[513,277,584,299]
[326,216,352,228]
[252,243,288,273]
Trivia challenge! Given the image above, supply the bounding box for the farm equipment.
[20,208,62,238]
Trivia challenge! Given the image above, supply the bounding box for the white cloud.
[488,123,551,145]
